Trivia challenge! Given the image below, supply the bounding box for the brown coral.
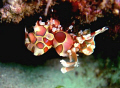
[0,0,120,24]
[0,0,45,23]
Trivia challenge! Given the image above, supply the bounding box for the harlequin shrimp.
[25,17,108,73]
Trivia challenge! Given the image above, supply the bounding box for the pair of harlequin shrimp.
[25,17,108,73]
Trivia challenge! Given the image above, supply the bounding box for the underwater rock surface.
[0,55,120,88]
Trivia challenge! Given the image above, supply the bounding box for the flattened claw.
[74,62,79,67]
[61,67,74,73]
[61,67,67,73]
[60,59,78,67]
[60,60,72,67]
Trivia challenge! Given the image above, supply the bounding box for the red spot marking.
[91,32,95,36]
[49,18,60,26]
[44,47,48,53]
[43,38,53,46]
[31,47,35,53]
[45,22,48,25]
[54,32,66,43]
[39,17,42,21]
[86,38,94,43]
[87,47,93,53]
[28,33,37,43]
[36,26,46,36]
[54,20,60,26]
[52,24,55,27]
[37,21,40,26]
[25,33,28,39]
[36,42,44,49]
[71,22,74,25]
[25,43,29,47]
[56,44,63,54]
[73,36,77,40]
